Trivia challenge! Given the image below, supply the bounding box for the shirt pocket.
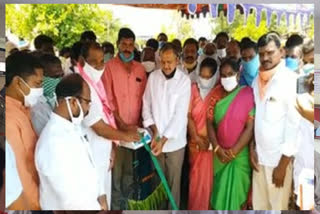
[264,97,286,123]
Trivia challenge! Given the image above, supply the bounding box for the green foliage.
[211,9,313,42]
[6,4,122,49]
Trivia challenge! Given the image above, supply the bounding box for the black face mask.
[162,68,177,79]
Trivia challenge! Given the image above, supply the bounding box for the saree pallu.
[188,84,224,210]
[210,86,254,210]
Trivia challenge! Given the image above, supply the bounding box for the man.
[178,38,199,82]
[78,42,141,209]
[34,35,55,55]
[102,42,115,63]
[143,43,191,209]
[102,28,147,210]
[214,32,229,60]
[250,32,300,210]
[302,39,314,74]
[198,37,207,55]
[157,33,168,49]
[239,38,259,86]
[35,74,101,210]
[285,34,304,74]
[31,54,64,135]
[141,47,156,75]
[80,30,97,43]
[226,40,241,62]
[146,38,159,52]
[6,52,43,210]
[172,39,182,57]
[67,41,85,75]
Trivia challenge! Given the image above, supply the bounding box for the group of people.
[5,27,315,211]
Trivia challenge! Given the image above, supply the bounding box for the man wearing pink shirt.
[102,28,147,209]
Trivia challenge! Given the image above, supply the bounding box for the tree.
[6,4,122,49]
[210,8,313,42]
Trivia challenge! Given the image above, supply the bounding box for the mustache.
[123,51,131,54]
[262,61,272,64]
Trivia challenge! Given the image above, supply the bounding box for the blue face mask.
[159,41,165,49]
[198,48,204,56]
[285,57,299,71]
[119,52,134,63]
[241,54,259,86]
[104,53,113,63]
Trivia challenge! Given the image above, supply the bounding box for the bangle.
[230,150,236,158]
[214,145,220,153]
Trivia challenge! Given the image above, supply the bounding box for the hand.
[249,146,259,172]
[151,137,166,156]
[98,195,108,210]
[108,147,116,171]
[272,163,287,188]
[198,136,210,151]
[123,130,140,142]
[216,147,233,163]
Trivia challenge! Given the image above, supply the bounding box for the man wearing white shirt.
[178,38,199,83]
[142,43,191,209]
[78,42,140,209]
[35,74,102,210]
[250,32,300,210]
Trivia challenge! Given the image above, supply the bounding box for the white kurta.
[35,113,100,210]
[82,70,113,209]
[252,61,300,167]
[5,141,22,208]
[142,68,191,153]
[31,95,53,136]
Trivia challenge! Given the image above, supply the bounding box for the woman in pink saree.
[188,58,224,210]
[207,59,255,210]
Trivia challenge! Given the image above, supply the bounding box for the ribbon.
[140,133,179,210]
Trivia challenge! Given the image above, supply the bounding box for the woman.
[187,57,224,210]
[207,59,255,210]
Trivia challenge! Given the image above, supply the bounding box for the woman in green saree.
[207,59,255,210]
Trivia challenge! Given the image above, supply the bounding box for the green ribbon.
[139,133,178,210]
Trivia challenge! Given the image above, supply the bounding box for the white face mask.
[221,75,238,92]
[65,97,84,126]
[198,75,217,89]
[217,48,227,59]
[142,61,156,73]
[19,78,43,107]
[84,62,104,83]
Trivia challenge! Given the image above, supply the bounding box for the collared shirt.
[35,113,100,210]
[6,141,22,208]
[252,63,301,167]
[6,96,39,209]
[102,56,147,126]
[31,96,52,136]
[177,62,199,83]
[143,68,191,153]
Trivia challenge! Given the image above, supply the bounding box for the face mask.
[198,48,204,56]
[241,55,260,86]
[119,51,134,63]
[83,62,104,83]
[217,48,227,59]
[198,76,217,89]
[43,76,61,108]
[302,63,314,74]
[142,61,156,73]
[221,75,238,92]
[285,57,299,71]
[104,53,112,63]
[65,97,84,126]
[183,60,197,70]
[19,78,43,107]
[159,41,165,49]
